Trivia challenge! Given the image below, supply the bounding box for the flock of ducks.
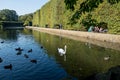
[0,40,43,70]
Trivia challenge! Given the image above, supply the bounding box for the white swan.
[58,45,67,56]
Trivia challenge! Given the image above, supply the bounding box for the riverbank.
[26,26,120,43]
[25,26,120,51]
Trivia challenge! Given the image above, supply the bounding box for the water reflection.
[0,29,20,41]
[32,30,120,80]
[64,55,66,61]
[0,29,120,80]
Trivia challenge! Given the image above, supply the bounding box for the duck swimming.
[1,41,4,43]
[16,51,22,55]
[0,57,3,63]
[24,54,29,58]
[41,46,43,49]
[28,49,32,53]
[4,64,12,70]
[15,47,23,51]
[104,56,110,61]
[30,59,37,64]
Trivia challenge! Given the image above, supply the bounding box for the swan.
[58,45,67,56]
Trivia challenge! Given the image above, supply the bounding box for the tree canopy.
[64,0,120,24]
[0,9,18,21]
[18,13,33,26]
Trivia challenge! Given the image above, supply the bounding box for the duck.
[58,45,67,56]
[24,54,29,58]
[0,57,3,63]
[1,41,4,43]
[16,51,22,55]
[15,47,23,51]
[28,49,32,53]
[30,59,37,64]
[104,56,110,61]
[4,64,12,70]
[41,46,43,49]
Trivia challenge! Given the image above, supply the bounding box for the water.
[0,29,120,80]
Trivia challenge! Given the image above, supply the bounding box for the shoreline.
[25,26,120,51]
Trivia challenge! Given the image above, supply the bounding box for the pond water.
[0,29,120,80]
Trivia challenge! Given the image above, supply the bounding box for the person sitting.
[102,28,108,33]
[88,26,94,32]
[94,26,99,32]
[99,27,103,33]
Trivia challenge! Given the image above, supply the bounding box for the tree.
[18,13,33,26]
[64,0,78,11]
[64,0,120,24]
[0,9,18,21]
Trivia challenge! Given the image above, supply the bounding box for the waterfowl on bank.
[4,64,12,70]
[58,45,67,56]
[0,57,3,63]
[30,59,37,64]
[28,49,32,53]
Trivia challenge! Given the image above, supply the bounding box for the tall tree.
[64,0,120,24]
[18,13,33,26]
[0,9,18,21]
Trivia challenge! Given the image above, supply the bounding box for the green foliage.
[98,22,108,29]
[32,0,120,34]
[107,0,120,4]
[64,0,78,10]
[81,14,97,30]
[33,0,65,28]
[92,1,120,34]
[33,9,39,26]
[64,0,119,27]
[19,13,33,26]
[70,0,103,24]
[0,9,18,21]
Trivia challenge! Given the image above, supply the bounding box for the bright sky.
[0,0,50,15]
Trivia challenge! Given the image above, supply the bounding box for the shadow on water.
[32,30,120,80]
[0,29,21,41]
[84,65,120,80]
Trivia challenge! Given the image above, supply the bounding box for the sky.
[0,0,50,15]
